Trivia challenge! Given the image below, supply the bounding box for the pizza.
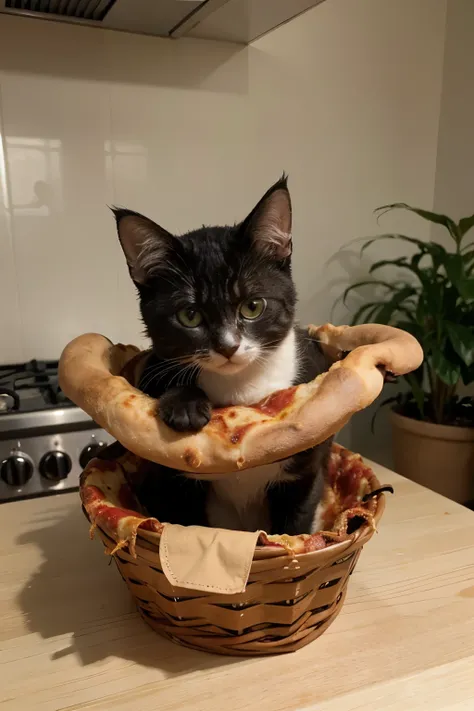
[80,443,389,557]
[59,323,423,475]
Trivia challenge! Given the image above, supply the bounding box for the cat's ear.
[242,175,292,260]
[112,208,173,284]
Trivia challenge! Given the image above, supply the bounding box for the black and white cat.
[113,176,332,534]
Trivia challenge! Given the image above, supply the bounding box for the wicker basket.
[81,445,385,656]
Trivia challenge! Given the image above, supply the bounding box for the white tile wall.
[0,15,255,361]
[1,73,121,358]
[0,89,23,362]
[0,3,446,364]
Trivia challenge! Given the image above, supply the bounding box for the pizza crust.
[59,324,423,475]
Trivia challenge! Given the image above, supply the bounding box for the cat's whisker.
[142,353,200,376]
[140,360,183,382]
[141,368,176,392]
[140,358,194,391]
[144,352,208,391]
[146,360,191,380]
[176,365,190,388]
[140,369,166,391]
[150,354,192,368]
[169,363,196,387]
[260,338,284,350]
[183,362,200,387]
[169,363,194,389]
[253,356,271,369]
[194,353,211,363]
[141,362,179,381]
[187,362,202,386]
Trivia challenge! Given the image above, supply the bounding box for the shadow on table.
[16,501,239,675]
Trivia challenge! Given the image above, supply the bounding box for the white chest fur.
[199,330,299,531]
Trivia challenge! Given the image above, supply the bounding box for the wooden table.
[1,460,474,711]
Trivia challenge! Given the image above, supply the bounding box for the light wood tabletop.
[1,459,474,711]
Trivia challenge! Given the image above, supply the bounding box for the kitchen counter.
[1,460,474,711]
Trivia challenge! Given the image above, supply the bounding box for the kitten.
[113,176,332,534]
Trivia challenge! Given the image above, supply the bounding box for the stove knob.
[1,454,33,487]
[79,441,107,469]
[39,451,72,481]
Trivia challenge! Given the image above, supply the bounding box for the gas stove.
[0,359,113,502]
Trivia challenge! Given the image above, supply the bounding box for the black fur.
[113,177,332,534]
[157,385,211,432]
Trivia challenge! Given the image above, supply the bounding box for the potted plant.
[339,203,474,503]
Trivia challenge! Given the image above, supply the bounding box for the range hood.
[0,0,326,44]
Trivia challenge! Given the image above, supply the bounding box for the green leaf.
[351,302,382,326]
[396,320,424,340]
[464,250,474,274]
[443,253,466,294]
[425,242,450,267]
[375,203,460,243]
[420,279,445,318]
[360,234,449,266]
[460,361,474,386]
[360,233,427,257]
[369,257,430,287]
[457,278,474,300]
[375,287,418,324]
[369,258,405,273]
[431,349,461,386]
[446,322,474,367]
[341,279,397,306]
[410,252,424,272]
[458,214,474,239]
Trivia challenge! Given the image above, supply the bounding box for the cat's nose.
[216,343,239,359]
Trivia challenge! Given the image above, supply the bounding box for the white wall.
[433,0,474,404]
[434,0,474,219]
[0,0,448,461]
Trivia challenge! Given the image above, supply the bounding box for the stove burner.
[0,388,20,412]
[0,359,73,413]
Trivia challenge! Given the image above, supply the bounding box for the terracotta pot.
[391,410,474,503]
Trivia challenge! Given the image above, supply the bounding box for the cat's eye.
[239,298,266,320]
[177,307,203,328]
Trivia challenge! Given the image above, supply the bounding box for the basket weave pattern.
[82,445,384,655]
[97,526,371,655]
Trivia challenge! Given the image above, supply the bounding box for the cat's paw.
[158,386,212,433]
